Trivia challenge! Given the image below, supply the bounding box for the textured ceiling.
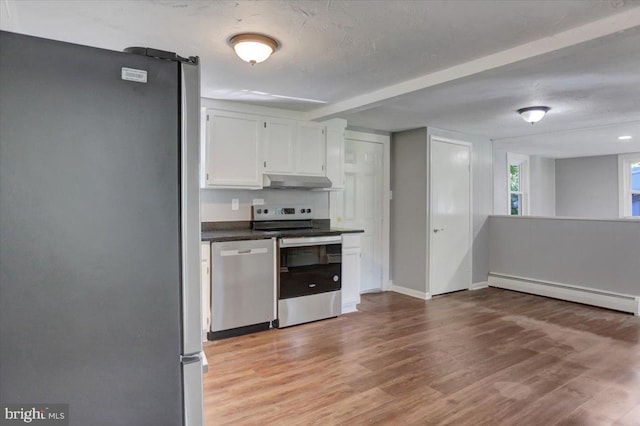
[341,27,640,157]
[2,0,640,157]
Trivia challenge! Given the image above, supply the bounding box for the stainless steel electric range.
[252,205,342,328]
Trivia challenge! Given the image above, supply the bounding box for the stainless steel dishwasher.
[209,238,275,340]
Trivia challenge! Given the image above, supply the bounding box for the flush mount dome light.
[618,135,632,140]
[517,106,551,124]
[229,33,279,65]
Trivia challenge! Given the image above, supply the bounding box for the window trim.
[618,152,640,218]
[507,152,530,216]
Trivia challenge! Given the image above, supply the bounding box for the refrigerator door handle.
[180,58,203,356]
[181,351,208,373]
[180,354,201,364]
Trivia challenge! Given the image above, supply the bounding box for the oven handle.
[279,235,342,248]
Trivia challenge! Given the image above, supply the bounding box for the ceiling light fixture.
[618,135,632,140]
[229,33,279,65]
[517,106,551,124]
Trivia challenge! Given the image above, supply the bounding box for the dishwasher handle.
[220,247,269,257]
[279,235,342,248]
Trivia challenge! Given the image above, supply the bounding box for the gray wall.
[201,189,329,222]
[489,216,640,295]
[530,156,556,216]
[427,127,493,285]
[390,127,493,294]
[494,150,557,216]
[390,128,428,293]
[555,155,619,218]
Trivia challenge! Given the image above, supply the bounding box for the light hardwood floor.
[203,288,640,425]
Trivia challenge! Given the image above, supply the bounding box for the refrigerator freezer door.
[0,31,185,425]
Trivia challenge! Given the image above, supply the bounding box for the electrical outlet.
[231,199,239,211]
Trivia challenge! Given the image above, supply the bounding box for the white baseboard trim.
[390,284,432,300]
[342,300,359,314]
[470,281,489,291]
[488,273,639,316]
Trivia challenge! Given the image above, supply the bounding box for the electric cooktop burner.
[251,205,334,235]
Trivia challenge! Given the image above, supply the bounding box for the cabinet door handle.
[433,228,444,233]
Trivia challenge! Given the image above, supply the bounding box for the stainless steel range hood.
[263,173,332,189]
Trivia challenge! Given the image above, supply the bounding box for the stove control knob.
[264,209,269,214]
[307,208,312,214]
[256,209,262,214]
[332,274,340,282]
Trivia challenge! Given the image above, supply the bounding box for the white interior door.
[429,138,471,296]
[340,139,383,293]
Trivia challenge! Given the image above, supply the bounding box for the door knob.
[433,228,444,233]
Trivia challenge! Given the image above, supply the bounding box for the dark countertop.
[200,221,364,242]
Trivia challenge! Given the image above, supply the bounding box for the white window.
[507,153,529,216]
[618,152,640,217]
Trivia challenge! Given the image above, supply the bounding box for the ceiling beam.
[306,7,640,121]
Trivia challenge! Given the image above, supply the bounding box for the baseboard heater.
[488,273,639,316]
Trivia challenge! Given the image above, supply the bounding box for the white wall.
[555,155,619,218]
[201,189,329,222]
[530,156,556,216]
[493,149,509,215]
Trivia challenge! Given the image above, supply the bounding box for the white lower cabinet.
[341,233,362,314]
[200,242,211,341]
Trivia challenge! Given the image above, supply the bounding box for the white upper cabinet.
[295,122,326,176]
[264,120,326,177]
[203,110,263,189]
[323,119,347,190]
[201,106,344,189]
[263,118,296,173]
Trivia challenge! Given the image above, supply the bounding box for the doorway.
[429,137,472,296]
[331,131,389,295]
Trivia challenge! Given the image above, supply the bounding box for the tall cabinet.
[324,119,347,190]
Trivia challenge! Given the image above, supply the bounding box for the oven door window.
[280,243,341,299]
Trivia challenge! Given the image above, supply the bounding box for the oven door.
[279,236,341,299]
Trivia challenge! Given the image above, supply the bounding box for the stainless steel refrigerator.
[0,31,204,425]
